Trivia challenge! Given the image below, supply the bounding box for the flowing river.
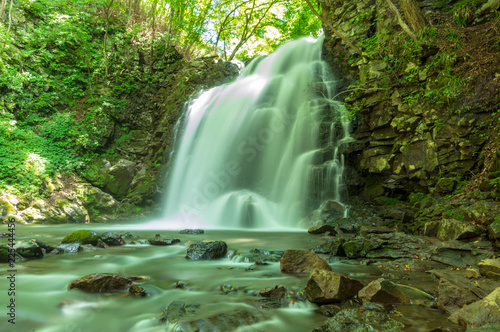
[1,223,458,332]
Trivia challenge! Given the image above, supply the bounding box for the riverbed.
[1,223,461,331]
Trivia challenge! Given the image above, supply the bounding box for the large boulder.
[358,278,410,304]
[280,250,331,274]
[100,232,125,246]
[80,186,119,214]
[449,287,500,328]
[14,240,44,259]
[437,278,480,314]
[105,159,137,198]
[424,219,485,241]
[478,258,500,281]
[62,230,100,245]
[487,220,500,248]
[306,268,364,304]
[185,241,227,260]
[68,273,134,293]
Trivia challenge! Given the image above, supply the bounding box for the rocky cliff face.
[317,0,500,200]
[1,48,239,224]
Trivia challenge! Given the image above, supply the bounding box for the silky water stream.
[1,37,461,331]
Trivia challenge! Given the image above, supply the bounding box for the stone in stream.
[185,241,227,260]
[129,285,147,297]
[358,278,410,304]
[308,224,337,235]
[148,238,181,246]
[68,273,134,293]
[448,287,500,328]
[280,250,331,274]
[437,278,480,314]
[100,232,125,246]
[311,238,346,256]
[478,258,500,281]
[0,245,11,262]
[180,229,204,234]
[312,303,404,332]
[61,230,100,245]
[258,285,287,298]
[14,240,44,259]
[306,268,364,304]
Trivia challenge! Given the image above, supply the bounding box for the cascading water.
[162,36,351,229]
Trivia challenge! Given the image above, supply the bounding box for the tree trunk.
[0,0,7,22]
[7,0,13,33]
[398,0,427,34]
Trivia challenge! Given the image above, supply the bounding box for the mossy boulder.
[105,159,137,198]
[68,273,134,293]
[0,245,11,263]
[80,186,118,214]
[0,197,16,219]
[62,230,100,245]
[14,240,44,259]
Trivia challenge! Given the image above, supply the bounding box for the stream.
[1,223,462,332]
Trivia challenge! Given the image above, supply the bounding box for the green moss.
[373,196,405,206]
[61,230,100,245]
[0,245,10,263]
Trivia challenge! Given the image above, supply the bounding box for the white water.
[162,36,348,229]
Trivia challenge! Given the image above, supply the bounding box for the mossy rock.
[0,245,11,263]
[62,230,100,245]
[0,198,16,218]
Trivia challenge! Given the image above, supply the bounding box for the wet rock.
[100,232,125,246]
[358,278,410,304]
[148,238,181,246]
[62,230,100,245]
[429,269,500,300]
[466,267,481,279]
[449,287,500,328]
[426,241,493,268]
[312,304,404,332]
[438,278,480,314]
[478,258,500,281]
[161,300,187,323]
[487,220,500,248]
[180,229,204,234]
[14,240,44,259]
[68,273,134,293]
[308,224,337,235]
[317,304,342,317]
[280,250,331,274]
[258,285,287,298]
[55,243,81,253]
[311,238,345,256]
[0,244,12,262]
[311,200,346,222]
[466,324,500,331]
[186,241,227,260]
[96,239,109,248]
[424,219,485,241]
[342,239,380,258]
[245,248,284,263]
[177,307,269,331]
[306,268,364,304]
[129,285,147,297]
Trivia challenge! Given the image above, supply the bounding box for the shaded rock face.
[68,273,133,293]
[312,303,405,332]
[185,241,227,260]
[14,240,44,259]
[424,219,485,241]
[478,258,500,281]
[438,278,480,314]
[449,287,500,328]
[280,250,332,274]
[306,268,364,304]
[316,0,497,199]
[358,278,410,304]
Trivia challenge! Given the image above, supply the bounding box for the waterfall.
[162,36,351,229]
